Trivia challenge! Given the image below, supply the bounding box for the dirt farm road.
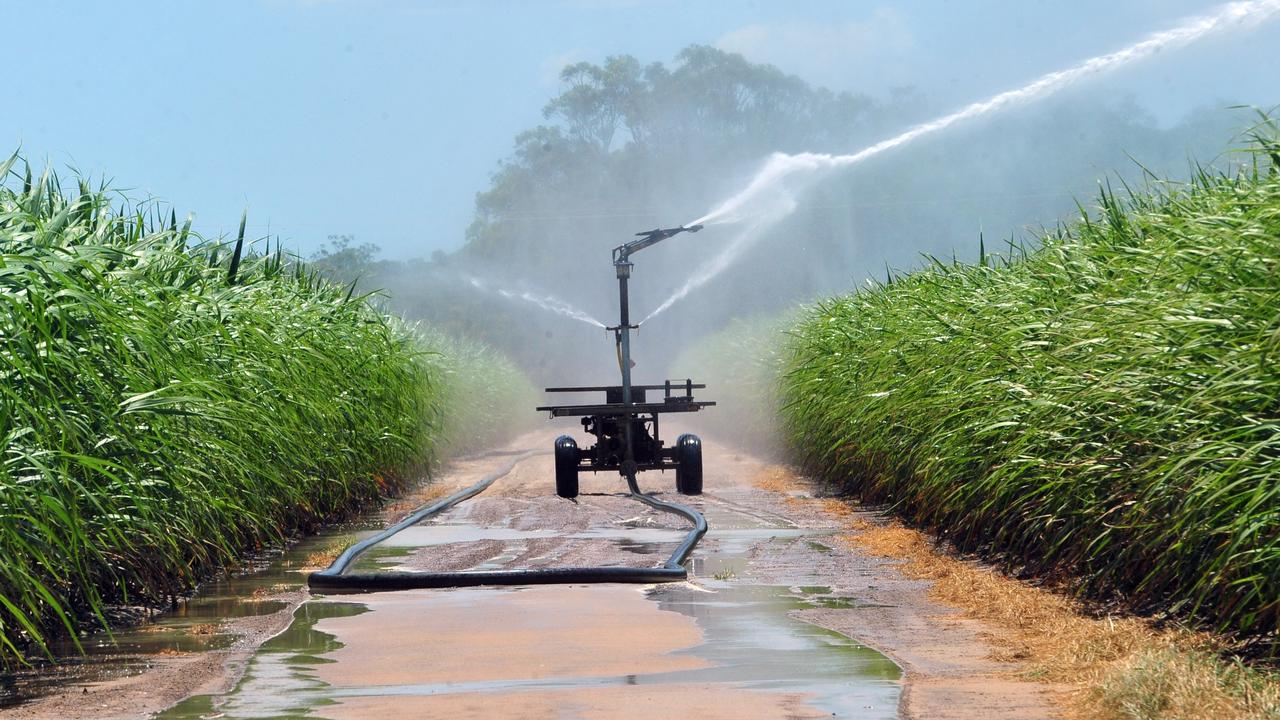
[4,430,1064,719]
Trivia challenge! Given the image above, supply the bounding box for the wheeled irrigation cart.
[307,224,715,592]
[536,225,715,499]
[538,380,715,497]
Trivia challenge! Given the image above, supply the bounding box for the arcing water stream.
[641,0,1280,324]
[465,275,607,328]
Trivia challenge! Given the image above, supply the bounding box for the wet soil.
[2,426,1064,719]
[0,550,315,720]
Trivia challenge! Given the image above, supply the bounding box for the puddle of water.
[690,554,748,581]
[783,585,864,609]
[172,582,898,719]
[347,544,415,573]
[7,477,904,717]
[646,582,900,715]
[0,525,367,709]
[153,502,902,718]
[157,601,369,720]
[708,527,816,558]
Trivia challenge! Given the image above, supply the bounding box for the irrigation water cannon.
[308,225,716,593]
[536,225,715,499]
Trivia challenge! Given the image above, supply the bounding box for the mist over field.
[8,3,1276,389]
[312,12,1277,385]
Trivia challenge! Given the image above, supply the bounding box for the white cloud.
[715,8,917,92]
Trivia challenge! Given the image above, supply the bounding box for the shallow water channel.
[4,480,903,718]
[0,524,370,711]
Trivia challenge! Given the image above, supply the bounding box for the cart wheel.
[554,435,580,499]
[675,433,702,496]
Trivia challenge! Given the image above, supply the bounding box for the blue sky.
[5,1,1277,258]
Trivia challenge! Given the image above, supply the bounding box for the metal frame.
[535,225,712,484]
[537,380,714,475]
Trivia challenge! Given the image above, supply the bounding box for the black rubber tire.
[675,433,703,495]
[554,435,580,499]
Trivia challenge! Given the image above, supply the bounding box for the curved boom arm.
[612,224,703,264]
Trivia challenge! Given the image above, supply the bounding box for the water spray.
[464,274,607,328]
[643,0,1280,322]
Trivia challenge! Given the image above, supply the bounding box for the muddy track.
[2,429,1064,719]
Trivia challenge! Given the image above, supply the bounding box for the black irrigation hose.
[308,451,709,593]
